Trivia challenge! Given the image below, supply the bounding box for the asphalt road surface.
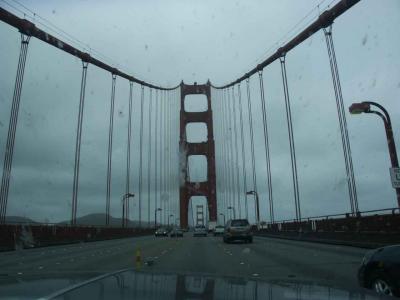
[0,233,369,299]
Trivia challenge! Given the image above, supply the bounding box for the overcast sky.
[0,0,399,225]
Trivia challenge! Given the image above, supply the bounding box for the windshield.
[0,0,399,299]
[231,220,249,227]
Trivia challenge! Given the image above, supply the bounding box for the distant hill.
[5,216,38,224]
[58,213,153,227]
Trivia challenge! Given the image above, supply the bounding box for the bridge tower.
[179,82,217,228]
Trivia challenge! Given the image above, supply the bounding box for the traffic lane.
[0,235,181,298]
[0,235,179,276]
[0,235,154,270]
[221,236,368,288]
[148,234,368,290]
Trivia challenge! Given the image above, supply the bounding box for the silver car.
[193,225,207,237]
[223,219,253,243]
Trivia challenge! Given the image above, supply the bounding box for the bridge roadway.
[0,234,368,298]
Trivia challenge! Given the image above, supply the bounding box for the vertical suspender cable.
[323,25,358,214]
[159,90,164,224]
[154,89,159,224]
[0,34,30,224]
[71,60,89,225]
[138,85,145,227]
[237,84,249,220]
[106,74,117,226]
[126,82,134,224]
[246,78,258,223]
[258,71,274,224]
[147,89,153,227]
[166,91,171,220]
[163,91,169,223]
[221,89,231,217]
[279,55,301,222]
[221,89,228,217]
[231,87,241,218]
[226,89,236,217]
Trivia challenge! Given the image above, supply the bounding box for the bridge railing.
[0,224,154,252]
[261,208,400,233]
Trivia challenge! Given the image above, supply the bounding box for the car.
[358,245,400,297]
[223,219,253,243]
[213,225,225,236]
[208,221,217,233]
[154,227,168,237]
[170,228,184,237]
[193,225,207,237]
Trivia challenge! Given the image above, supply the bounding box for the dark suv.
[223,219,253,243]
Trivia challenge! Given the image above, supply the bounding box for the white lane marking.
[17,272,23,275]
[38,266,43,270]
[240,262,244,265]
[252,273,259,277]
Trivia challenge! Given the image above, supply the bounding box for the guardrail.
[256,209,400,247]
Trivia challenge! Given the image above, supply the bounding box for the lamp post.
[122,193,135,228]
[154,208,162,229]
[168,214,174,227]
[246,190,260,228]
[349,101,400,207]
[227,206,236,219]
[219,213,226,225]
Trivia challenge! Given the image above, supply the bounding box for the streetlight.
[219,213,226,225]
[168,214,174,227]
[122,193,135,228]
[246,190,260,228]
[154,208,162,229]
[227,206,236,219]
[349,101,400,207]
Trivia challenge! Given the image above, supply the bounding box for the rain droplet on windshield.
[361,34,368,46]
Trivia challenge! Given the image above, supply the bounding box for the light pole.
[168,214,174,227]
[246,190,260,228]
[227,206,236,219]
[154,208,162,229]
[219,213,226,225]
[122,193,135,228]
[349,101,400,207]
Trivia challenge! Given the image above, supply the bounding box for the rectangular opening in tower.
[184,94,208,112]
[186,122,208,143]
[187,155,208,182]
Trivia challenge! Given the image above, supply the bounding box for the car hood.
[39,269,389,300]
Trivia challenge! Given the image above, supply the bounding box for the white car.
[193,225,207,237]
[213,225,225,236]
